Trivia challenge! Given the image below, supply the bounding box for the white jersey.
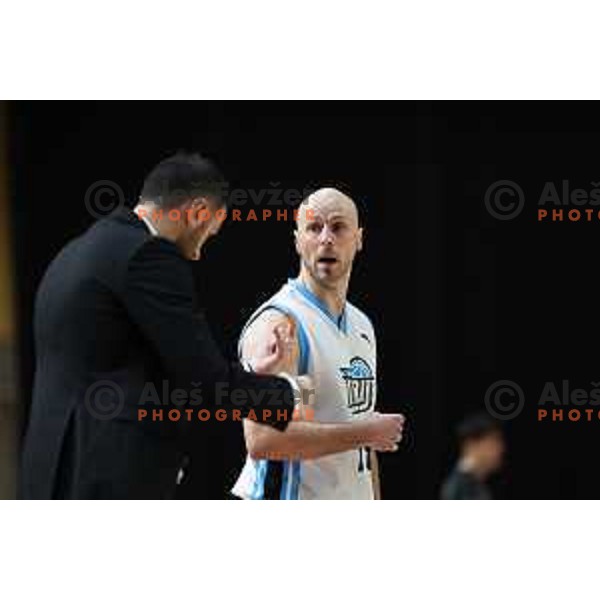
[232,278,377,500]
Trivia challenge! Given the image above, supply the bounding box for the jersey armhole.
[239,303,310,375]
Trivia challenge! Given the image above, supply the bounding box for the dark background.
[414,102,600,499]
[10,101,600,499]
[8,101,417,499]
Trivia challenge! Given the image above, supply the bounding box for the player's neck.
[298,270,348,317]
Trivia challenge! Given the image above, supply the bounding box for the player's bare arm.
[240,309,405,461]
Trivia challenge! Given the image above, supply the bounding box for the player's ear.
[356,227,364,252]
[294,228,301,254]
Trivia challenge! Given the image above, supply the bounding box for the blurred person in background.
[440,412,505,500]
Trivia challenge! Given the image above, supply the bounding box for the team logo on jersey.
[340,356,375,414]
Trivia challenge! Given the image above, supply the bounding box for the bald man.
[231,188,405,499]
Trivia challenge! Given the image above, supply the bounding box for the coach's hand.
[363,413,406,452]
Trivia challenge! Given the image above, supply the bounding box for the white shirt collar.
[133,205,159,236]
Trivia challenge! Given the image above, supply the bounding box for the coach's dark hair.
[140,152,227,209]
[456,412,502,445]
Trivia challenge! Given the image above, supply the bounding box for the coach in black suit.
[18,153,300,499]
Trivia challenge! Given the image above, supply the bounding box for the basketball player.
[231,188,405,499]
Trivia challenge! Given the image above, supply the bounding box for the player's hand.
[363,412,406,452]
[250,317,298,375]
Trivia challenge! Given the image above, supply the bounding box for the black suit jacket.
[19,208,294,499]
[440,467,492,500]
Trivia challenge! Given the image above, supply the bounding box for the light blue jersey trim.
[291,461,301,499]
[238,285,312,500]
[288,278,348,334]
[281,461,290,499]
[269,302,310,375]
[280,460,301,500]
[264,302,306,500]
[251,460,267,499]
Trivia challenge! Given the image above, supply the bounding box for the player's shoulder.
[246,306,292,332]
[240,282,297,343]
[244,282,295,326]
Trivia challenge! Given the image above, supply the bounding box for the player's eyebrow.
[305,214,323,224]
[327,213,351,223]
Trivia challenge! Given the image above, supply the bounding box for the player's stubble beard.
[302,254,353,297]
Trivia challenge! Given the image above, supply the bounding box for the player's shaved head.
[295,187,363,291]
[297,187,359,230]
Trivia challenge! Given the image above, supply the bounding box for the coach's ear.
[182,197,212,227]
